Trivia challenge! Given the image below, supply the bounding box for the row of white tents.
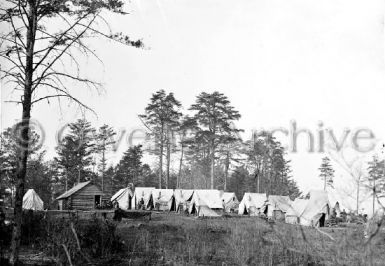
[111,187,239,217]
[20,186,385,228]
[112,187,370,227]
[112,187,311,222]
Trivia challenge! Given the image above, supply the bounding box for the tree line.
[1,90,303,207]
[3,90,385,210]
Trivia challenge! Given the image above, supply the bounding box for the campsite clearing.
[3,211,385,265]
[115,212,384,265]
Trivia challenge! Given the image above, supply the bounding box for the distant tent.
[262,195,292,220]
[172,189,194,212]
[285,198,309,225]
[23,189,44,211]
[289,190,330,227]
[111,189,125,202]
[151,189,174,211]
[131,187,155,210]
[238,193,267,215]
[325,188,353,218]
[189,190,223,217]
[221,192,239,213]
[111,187,133,210]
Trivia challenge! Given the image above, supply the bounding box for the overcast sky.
[1,0,385,196]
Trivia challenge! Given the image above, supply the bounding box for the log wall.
[69,184,103,210]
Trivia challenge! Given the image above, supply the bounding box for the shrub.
[18,212,124,264]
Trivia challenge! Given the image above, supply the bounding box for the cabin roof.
[56,181,97,200]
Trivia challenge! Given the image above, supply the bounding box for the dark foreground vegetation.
[1,212,385,265]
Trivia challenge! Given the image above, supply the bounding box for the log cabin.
[56,181,104,210]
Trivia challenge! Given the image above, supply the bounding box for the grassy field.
[113,212,385,265]
[2,211,385,265]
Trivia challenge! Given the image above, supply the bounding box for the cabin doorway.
[95,195,101,208]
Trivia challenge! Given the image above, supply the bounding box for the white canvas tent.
[291,190,330,227]
[188,190,223,217]
[111,187,133,210]
[131,187,155,210]
[111,189,125,202]
[23,189,44,211]
[221,192,239,213]
[173,189,194,212]
[262,195,292,219]
[326,189,349,218]
[285,198,309,224]
[326,187,358,213]
[238,193,267,215]
[151,189,174,211]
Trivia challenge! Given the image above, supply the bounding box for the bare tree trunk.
[166,126,171,188]
[158,125,164,189]
[177,144,184,189]
[78,166,81,184]
[210,139,215,189]
[10,2,36,264]
[268,169,271,196]
[166,134,170,189]
[372,179,376,215]
[224,149,230,191]
[256,161,261,193]
[257,174,260,193]
[65,170,68,191]
[101,145,105,192]
[356,180,360,214]
[324,177,326,191]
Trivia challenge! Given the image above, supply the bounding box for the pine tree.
[367,155,385,214]
[0,0,143,261]
[228,166,249,199]
[319,157,335,190]
[245,131,299,197]
[55,119,96,189]
[95,124,116,192]
[114,145,144,189]
[217,137,244,191]
[189,91,241,189]
[141,164,158,187]
[176,115,198,188]
[140,90,182,188]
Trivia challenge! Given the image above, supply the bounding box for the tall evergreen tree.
[141,164,158,187]
[0,0,143,262]
[217,137,244,191]
[245,131,299,197]
[95,124,116,192]
[140,90,182,188]
[176,115,198,188]
[319,157,335,190]
[367,155,385,214]
[228,166,249,199]
[114,145,144,188]
[55,119,96,190]
[189,91,241,189]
